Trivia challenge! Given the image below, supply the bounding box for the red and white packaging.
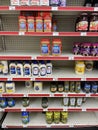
[40,0,49,6]
[30,0,40,6]
[44,16,52,32]
[20,0,29,6]
[10,0,19,5]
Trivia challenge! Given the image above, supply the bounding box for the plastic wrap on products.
[10,0,20,6]
[30,0,40,6]
[20,0,30,6]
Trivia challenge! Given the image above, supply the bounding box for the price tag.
[53,32,59,36]
[2,124,6,128]
[69,125,74,128]
[80,32,87,36]
[9,6,15,10]
[21,108,26,111]
[46,124,51,128]
[63,94,67,97]
[63,107,67,111]
[81,78,86,81]
[32,57,37,60]
[43,108,48,111]
[51,7,58,11]
[23,124,28,128]
[24,94,28,97]
[0,94,2,97]
[30,78,35,81]
[69,56,74,60]
[19,32,25,36]
[50,93,54,97]
[94,7,98,11]
[7,78,12,81]
[82,108,86,111]
[86,93,90,97]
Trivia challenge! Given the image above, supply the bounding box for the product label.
[10,66,16,75]
[24,67,30,76]
[90,21,98,31]
[40,67,46,76]
[28,22,34,30]
[63,98,69,106]
[6,86,14,93]
[22,115,29,124]
[77,98,82,106]
[40,0,49,5]
[44,22,51,32]
[20,22,26,30]
[36,22,43,31]
[33,67,39,76]
[10,0,19,5]
[70,98,75,106]
[20,0,29,5]
[50,0,60,5]
[41,46,48,54]
[47,66,52,74]
[30,0,40,5]
[75,65,85,74]
[8,100,15,107]
[92,85,98,92]
[17,67,21,75]
[52,45,60,54]
[78,21,88,31]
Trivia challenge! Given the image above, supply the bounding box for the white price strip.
[9,6,15,10]
[7,78,12,81]
[23,124,28,128]
[63,107,67,111]
[69,125,74,128]
[19,32,25,36]
[2,124,6,128]
[53,32,59,36]
[50,93,54,97]
[80,32,87,36]
[82,108,86,111]
[30,78,35,81]
[81,78,86,81]
[63,94,67,97]
[52,7,58,11]
[94,7,98,11]
[43,108,48,111]
[21,108,26,111]
[53,78,58,81]
[86,93,90,97]
[24,94,28,97]
[32,57,37,60]
[46,124,51,128]
[69,56,74,60]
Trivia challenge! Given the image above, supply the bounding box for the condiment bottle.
[58,82,64,92]
[46,60,52,76]
[93,0,98,7]
[31,60,39,76]
[85,61,94,71]
[84,0,92,7]
[70,81,75,92]
[17,61,23,77]
[64,81,69,93]
[50,82,57,93]
[9,61,17,76]
[89,13,98,32]
[23,61,31,77]
[75,81,81,93]
[75,61,85,75]
[39,61,47,77]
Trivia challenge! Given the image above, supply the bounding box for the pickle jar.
[46,111,53,124]
[64,81,69,93]
[50,82,57,93]
[61,111,68,124]
[70,81,75,92]
[75,81,81,93]
[58,82,64,92]
[22,97,30,107]
[54,111,60,124]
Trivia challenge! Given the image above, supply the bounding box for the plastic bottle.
[17,61,23,76]
[1,61,8,75]
[46,60,52,76]
[31,60,39,76]
[39,61,47,77]
[34,81,43,93]
[0,82,5,94]
[84,0,92,7]
[6,81,15,94]
[25,81,32,88]
[9,61,17,76]
[0,97,7,108]
[22,111,29,124]
[24,61,31,77]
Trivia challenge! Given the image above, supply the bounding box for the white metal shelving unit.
[0,0,98,128]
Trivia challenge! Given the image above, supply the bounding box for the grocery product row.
[0,81,98,95]
[1,60,98,76]
[2,112,98,128]
[10,0,66,6]
[1,97,98,110]
[3,0,98,7]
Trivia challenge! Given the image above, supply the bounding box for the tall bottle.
[46,60,52,76]
[31,60,39,76]
[17,61,23,77]
[23,61,31,77]
[39,61,47,77]
[9,61,17,76]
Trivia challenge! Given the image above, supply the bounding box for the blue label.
[28,23,34,29]
[47,66,52,74]
[84,84,90,90]
[44,24,47,29]
[35,86,40,91]
[36,22,42,30]
[0,98,7,108]
[20,22,26,29]
[92,85,98,90]
[24,67,30,76]
[17,67,21,75]
[8,100,15,107]
[41,46,48,54]
[22,112,29,124]
[10,66,16,74]
[52,45,60,54]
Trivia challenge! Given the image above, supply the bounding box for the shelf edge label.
[80,32,87,36]
[94,7,98,11]
[51,7,58,11]
[9,6,15,10]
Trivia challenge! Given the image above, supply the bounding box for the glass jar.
[75,61,85,75]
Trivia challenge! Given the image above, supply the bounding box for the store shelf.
[2,112,98,128]
[0,6,96,11]
[1,98,98,112]
[0,51,98,61]
[1,32,98,37]
[0,67,98,81]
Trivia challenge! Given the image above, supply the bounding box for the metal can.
[22,97,30,107]
[46,111,53,124]
[61,111,68,124]
[22,111,29,124]
[54,111,60,124]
